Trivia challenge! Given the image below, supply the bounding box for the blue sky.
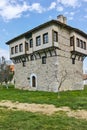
[0,0,87,70]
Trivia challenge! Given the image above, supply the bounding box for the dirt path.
[0,100,87,120]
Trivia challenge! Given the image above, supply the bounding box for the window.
[83,42,86,50]
[32,76,36,87]
[43,33,48,44]
[19,43,23,52]
[76,38,79,47]
[25,42,29,51]
[72,58,75,64]
[22,61,26,67]
[30,39,33,48]
[30,74,37,88]
[76,38,86,50]
[53,31,58,42]
[11,47,14,55]
[15,45,18,53]
[70,36,74,46]
[22,58,26,67]
[36,36,41,46]
[80,40,83,48]
[42,56,46,64]
[30,55,34,61]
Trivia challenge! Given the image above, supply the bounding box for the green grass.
[0,85,87,130]
[84,85,87,90]
[0,108,87,130]
[0,84,87,110]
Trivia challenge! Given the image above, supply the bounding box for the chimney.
[57,15,67,24]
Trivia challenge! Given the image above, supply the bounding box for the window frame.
[83,42,86,50]
[32,76,36,87]
[36,36,41,46]
[15,45,18,53]
[80,40,83,49]
[76,38,80,47]
[72,58,75,64]
[30,55,34,61]
[19,43,23,52]
[22,61,26,67]
[76,37,86,50]
[30,39,33,48]
[70,36,74,46]
[42,56,46,64]
[53,31,58,42]
[43,33,48,44]
[25,42,29,51]
[11,47,14,55]
[30,74,37,88]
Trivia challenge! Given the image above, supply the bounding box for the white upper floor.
[9,24,59,58]
[6,15,87,59]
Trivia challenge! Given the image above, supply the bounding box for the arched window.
[32,76,36,87]
[30,74,37,88]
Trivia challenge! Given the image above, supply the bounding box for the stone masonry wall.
[14,49,83,92]
[58,55,83,91]
[14,53,59,92]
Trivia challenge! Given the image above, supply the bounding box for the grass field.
[0,85,87,110]
[0,85,87,130]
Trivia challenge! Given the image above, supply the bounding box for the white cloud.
[48,2,56,10]
[0,48,9,60]
[64,11,75,20]
[0,0,29,21]
[0,0,82,21]
[48,15,53,20]
[0,0,45,21]
[68,16,73,20]
[57,6,64,12]
[28,3,45,13]
[57,0,80,7]
[84,15,87,18]
[70,12,75,16]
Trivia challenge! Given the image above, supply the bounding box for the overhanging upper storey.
[6,22,60,59]
[70,31,87,56]
[6,15,87,59]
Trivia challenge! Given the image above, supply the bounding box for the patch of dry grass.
[0,100,87,120]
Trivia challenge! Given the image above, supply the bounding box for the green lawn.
[0,108,87,130]
[0,85,87,130]
[0,85,87,110]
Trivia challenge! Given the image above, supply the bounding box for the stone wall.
[14,48,83,92]
[58,55,83,91]
[14,52,59,92]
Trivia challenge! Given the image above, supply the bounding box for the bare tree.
[55,69,68,92]
[42,62,68,95]
[53,63,68,97]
